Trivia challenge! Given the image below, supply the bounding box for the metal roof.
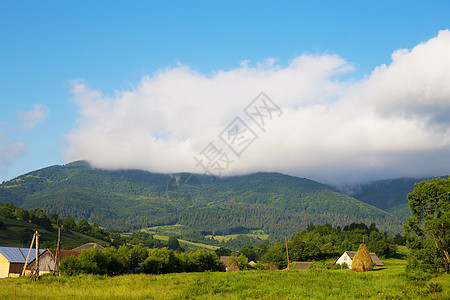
[0,246,45,263]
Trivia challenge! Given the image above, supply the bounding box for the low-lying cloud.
[66,30,450,185]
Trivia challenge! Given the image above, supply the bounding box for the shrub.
[59,256,82,276]
[141,248,180,274]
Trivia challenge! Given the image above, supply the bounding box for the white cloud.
[18,103,50,130]
[65,30,450,184]
[0,140,26,165]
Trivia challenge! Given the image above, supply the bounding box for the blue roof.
[0,247,45,263]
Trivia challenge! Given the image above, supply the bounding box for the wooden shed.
[0,246,45,278]
[27,249,80,274]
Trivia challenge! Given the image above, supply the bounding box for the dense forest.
[0,161,404,239]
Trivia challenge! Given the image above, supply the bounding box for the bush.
[253,263,270,271]
[59,256,82,276]
[141,248,179,275]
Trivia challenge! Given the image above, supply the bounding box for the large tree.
[405,177,450,272]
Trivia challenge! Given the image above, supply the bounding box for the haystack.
[351,243,373,272]
[227,259,240,272]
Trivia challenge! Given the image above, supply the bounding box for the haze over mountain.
[0,161,407,239]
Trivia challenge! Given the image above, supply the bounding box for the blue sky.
[1,1,450,184]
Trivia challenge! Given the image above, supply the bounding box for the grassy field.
[0,217,109,249]
[122,227,218,252]
[205,230,269,242]
[0,256,448,299]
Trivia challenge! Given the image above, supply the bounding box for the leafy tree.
[49,213,60,225]
[14,208,29,221]
[188,249,223,272]
[0,203,15,218]
[239,245,257,262]
[167,235,180,251]
[62,215,77,230]
[214,247,232,257]
[59,255,82,276]
[405,177,450,272]
[141,247,180,274]
[77,219,92,234]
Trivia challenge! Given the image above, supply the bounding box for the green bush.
[59,255,82,276]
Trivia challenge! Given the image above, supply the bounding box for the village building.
[335,251,384,268]
[27,249,80,274]
[0,246,45,278]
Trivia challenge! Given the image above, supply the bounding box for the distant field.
[0,256,448,299]
[205,229,269,242]
[129,226,218,251]
[141,224,269,245]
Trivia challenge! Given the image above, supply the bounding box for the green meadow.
[1,256,448,299]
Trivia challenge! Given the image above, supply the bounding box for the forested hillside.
[344,176,448,221]
[0,161,403,238]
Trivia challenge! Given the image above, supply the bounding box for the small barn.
[0,246,45,278]
[335,251,384,268]
[27,249,81,274]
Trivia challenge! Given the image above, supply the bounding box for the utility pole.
[55,222,61,275]
[285,236,290,270]
[21,233,36,276]
[31,231,41,281]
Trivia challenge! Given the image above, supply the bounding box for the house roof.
[343,251,384,266]
[45,249,81,260]
[264,263,279,271]
[0,246,45,263]
[286,261,315,270]
[219,256,230,266]
[72,243,105,251]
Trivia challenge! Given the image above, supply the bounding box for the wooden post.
[55,224,61,275]
[285,236,290,270]
[35,231,40,281]
[21,233,35,276]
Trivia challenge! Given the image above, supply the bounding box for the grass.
[0,217,109,249]
[0,255,448,299]
[151,234,218,251]
[130,227,218,251]
[141,224,269,247]
[205,230,269,242]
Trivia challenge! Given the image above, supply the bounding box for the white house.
[335,251,384,268]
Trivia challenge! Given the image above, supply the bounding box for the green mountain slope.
[0,161,403,237]
[345,176,449,221]
[0,217,109,249]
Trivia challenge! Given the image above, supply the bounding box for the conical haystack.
[227,259,240,272]
[351,243,373,272]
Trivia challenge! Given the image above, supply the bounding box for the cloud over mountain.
[66,30,450,184]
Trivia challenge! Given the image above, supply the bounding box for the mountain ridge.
[0,161,404,237]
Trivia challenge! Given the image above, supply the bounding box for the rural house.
[335,251,384,268]
[27,249,80,274]
[0,246,45,278]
